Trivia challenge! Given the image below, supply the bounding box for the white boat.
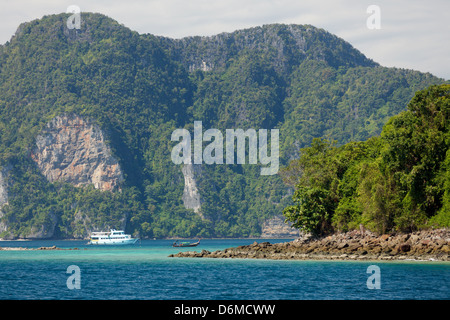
[88,229,139,245]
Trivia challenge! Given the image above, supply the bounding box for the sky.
[0,0,449,80]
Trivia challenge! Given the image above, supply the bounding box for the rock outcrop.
[261,215,300,238]
[31,114,123,191]
[0,167,8,207]
[25,212,59,239]
[170,228,450,261]
[0,166,11,234]
[181,164,203,218]
[172,24,378,75]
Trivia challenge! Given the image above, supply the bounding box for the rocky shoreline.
[169,228,450,261]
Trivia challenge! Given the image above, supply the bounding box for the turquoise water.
[0,239,448,300]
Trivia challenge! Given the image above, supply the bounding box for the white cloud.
[0,0,448,79]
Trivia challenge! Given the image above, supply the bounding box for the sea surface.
[0,239,448,300]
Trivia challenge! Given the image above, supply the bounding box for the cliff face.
[0,168,8,207]
[0,166,10,234]
[181,164,203,218]
[31,114,123,191]
[169,24,378,75]
[261,215,300,238]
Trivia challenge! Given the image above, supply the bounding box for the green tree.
[283,84,450,235]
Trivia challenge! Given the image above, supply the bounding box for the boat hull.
[172,241,200,247]
[88,229,139,245]
[88,238,139,245]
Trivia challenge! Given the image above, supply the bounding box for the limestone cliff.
[261,215,300,238]
[169,24,377,75]
[26,212,59,239]
[31,114,123,191]
[0,166,11,234]
[181,164,203,219]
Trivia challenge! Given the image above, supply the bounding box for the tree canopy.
[282,84,450,236]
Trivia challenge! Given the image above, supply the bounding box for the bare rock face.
[181,164,203,219]
[26,212,59,239]
[261,215,300,238]
[31,114,123,191]
[0,166,11,235]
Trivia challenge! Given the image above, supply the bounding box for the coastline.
[0,246,85,251]
[170,228,450,262]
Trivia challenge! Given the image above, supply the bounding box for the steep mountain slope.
[0,13,445,239]
[159,23,378,74]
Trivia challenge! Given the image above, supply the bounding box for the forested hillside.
[0,13,446,239]
[283,84,450,236]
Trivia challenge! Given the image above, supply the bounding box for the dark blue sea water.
[0,239,448,300]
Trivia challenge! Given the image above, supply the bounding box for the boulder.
[398,243,411,253]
